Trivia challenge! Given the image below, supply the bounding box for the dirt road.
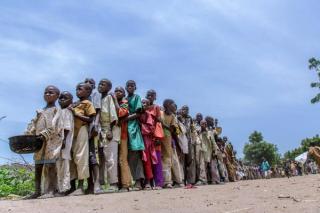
[1,175,320,213]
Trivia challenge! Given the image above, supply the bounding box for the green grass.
[0,166,34,197]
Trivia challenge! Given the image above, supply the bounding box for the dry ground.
[1,174,320,213]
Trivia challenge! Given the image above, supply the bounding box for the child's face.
[98,81,111,94]
[166,103,176,114]
[44,87,59,104]
[200,120,207,130]
[142,99,150,109]
[196,113,203,123]
[59,92,73,109]
[126,83,136,95]
[146,92,156,103]
[181,107,189,117]
[84,79,95,90]
[115,87,125,100]
[76,85,90,99]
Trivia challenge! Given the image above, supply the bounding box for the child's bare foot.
[163,183,173,189]
[39,192,55,199]
[105,184,118,193]
[144,184,152,191]
[23,192,41,200]
[132,181,142,191]
[69,188,85,196]
[153,186,162,190]
[119,187,130,193]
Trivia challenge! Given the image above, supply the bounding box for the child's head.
[180,105,189,117]
[76,82,92,99]
[142,98,151,110]
[59,91,73,109]
[214,118,219,126]
[44,85,60,105]
[200,120,207,130]
[146,89,156,104]
[114,86,126,100]
[205,116,214,127]
[84,78,96,90]
[163,99,175,114]
[195,113,203,123]
[126,80,136,95]
[223,136,228,143]
[98,79,112,94]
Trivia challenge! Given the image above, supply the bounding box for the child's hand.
[36,135,45,142]
[107,132,113,141]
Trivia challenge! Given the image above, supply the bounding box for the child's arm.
[62,129,69,149]
[73,112,94,124]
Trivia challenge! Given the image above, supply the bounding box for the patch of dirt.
[1,175,320,213]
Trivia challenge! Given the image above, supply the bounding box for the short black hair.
[100,78,112,88]
[181,105,189,110]
[77,82,92,93]
[163,99,175,109]
[147,89,156,95]
[126,80,136,87]
[85,78,95,85]
[60,91,73,99]
[115,86,126,95]
[45,85,60,96]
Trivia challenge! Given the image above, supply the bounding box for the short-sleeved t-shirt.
[74,100,96,137]
[60,108,74,160]
[90,90,101,109]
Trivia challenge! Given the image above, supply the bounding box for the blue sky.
[0,0,320,164]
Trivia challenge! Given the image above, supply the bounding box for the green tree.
[243,131,280,166]
[308,57,320,103]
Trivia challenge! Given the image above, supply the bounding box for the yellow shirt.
[74,100,96,137]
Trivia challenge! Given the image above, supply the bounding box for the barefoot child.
[98,79,119,192]
[160,99,178,188]
[179,105,196,185]
[145,90,164,189]
[56,91,74,195]
[25,85,62,199]
[69,83,96,195]
[84,78,102,193]
[114,86,132,191]
[126,80,145,190]
[140,90,164,190]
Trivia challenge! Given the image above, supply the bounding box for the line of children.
[24,79,238,199]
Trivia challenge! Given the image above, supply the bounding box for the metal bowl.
[9,135,43,154]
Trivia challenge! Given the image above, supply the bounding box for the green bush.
[0,166,34,197]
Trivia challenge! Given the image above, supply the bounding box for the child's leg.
[142,136,153,185]
[24,164,43,199]
[197,152,207,184]
[128,150,145,190]
[46,164,57,194]
[171,148,183,185]
[56,159,71,193]
[161,136,173,187]
[71,126,90,195]
[119,139,132,189]
[185,143,196,185]
[104,141,119,188]
[153,150,164,187]
[210,159,221,184]
[98,147,105,185]
[88,136,100,193]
